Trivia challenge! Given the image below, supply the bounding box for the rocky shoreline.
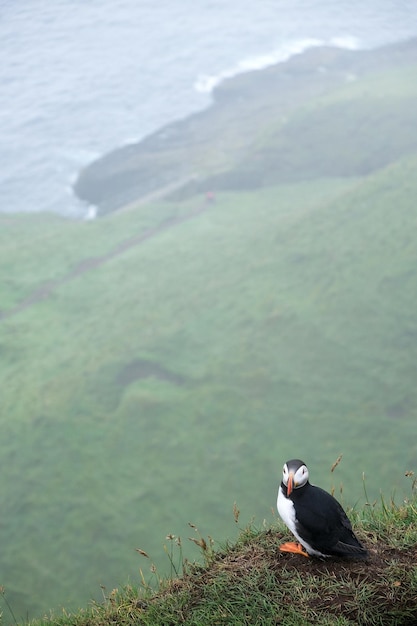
[74,37,417,215]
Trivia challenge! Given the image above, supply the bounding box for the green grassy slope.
[1,58,417,619]
[172,64,417,196]
[22,495,417,626]
[1,160,416,618]
[0,201,193,310]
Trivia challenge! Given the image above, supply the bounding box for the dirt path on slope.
[0,199,210,322]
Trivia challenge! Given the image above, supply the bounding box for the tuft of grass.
[0,586,19,626]
[22,495,417,626]
[359,482,417,551]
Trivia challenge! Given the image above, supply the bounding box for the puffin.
[277,459,368,559]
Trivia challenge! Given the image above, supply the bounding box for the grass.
[14,481,417,626]
[0,46,417,619]
[168,62,417,200]
[0,200,194,310]
[1,164,417,618]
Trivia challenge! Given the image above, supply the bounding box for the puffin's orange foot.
[279,542,309,558]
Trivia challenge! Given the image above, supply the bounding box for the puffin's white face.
[282,461,309,495]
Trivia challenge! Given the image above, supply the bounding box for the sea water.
[1,0,417,219]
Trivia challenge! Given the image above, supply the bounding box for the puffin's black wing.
[291,484,367,558]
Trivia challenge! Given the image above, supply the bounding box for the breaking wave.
[194,35,360,94]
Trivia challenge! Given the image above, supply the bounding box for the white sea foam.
[84,205,98,220]
[194,36,360,94]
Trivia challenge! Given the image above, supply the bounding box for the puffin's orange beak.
[287,472,294,496]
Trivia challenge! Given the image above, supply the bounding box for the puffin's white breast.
[277,485,298,535]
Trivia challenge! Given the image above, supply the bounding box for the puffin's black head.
[282,459,309,496]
